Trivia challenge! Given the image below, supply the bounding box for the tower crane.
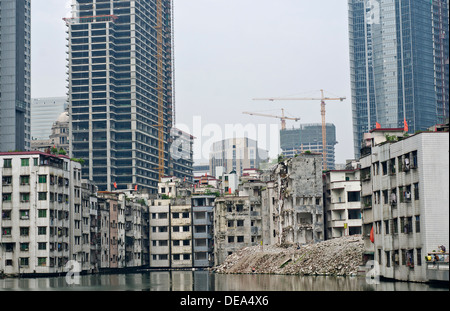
[242,109,300,130]
[253,89,346,170]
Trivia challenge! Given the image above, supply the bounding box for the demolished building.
[263,153,324,246]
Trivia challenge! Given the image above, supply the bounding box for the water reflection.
[0,271,446,291]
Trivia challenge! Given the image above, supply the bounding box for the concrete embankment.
[214,235,364,276]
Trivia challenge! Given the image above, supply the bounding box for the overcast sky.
[31,0,353,165]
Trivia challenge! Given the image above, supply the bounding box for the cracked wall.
[262,154,324,246]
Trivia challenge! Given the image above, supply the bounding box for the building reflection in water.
[0,271,445,291]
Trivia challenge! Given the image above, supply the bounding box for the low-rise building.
[323,169,362,239]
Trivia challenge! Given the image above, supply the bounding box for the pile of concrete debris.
[213,235,364,276]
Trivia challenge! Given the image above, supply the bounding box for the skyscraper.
[0,0,31,152]
[348,0,449,158]
[66,0,174,192]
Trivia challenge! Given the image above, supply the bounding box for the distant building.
[170,128,194,183]
[280,123,337,170]
[31,97,68,140]
[360,127,449,282]
[323,169,362,240]
[0,0,31,152]
[193,163,210,177]
[31,111,70,153]
[209,137,269,177]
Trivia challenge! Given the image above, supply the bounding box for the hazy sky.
[31,0,353,165]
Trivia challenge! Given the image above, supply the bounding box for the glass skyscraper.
[0,0,31,152]
[66,0,174,192]
[348,0,449,158]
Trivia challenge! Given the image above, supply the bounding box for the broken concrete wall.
[262,154,324,246]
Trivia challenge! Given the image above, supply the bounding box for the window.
[2,176,12,185]
[182,212,189,218]
[21,158,29,167]
[21,193,30,202]
[20,243,29,251]
[228,236,234,243]
[38,175,47,183]
[347,191,360,202]
[415,216,420,233]
[183,254,190,260]
[2,227,12,236]
[2,210,11,220]
[384,220,390,234]
[38,227,47,235]
[237,236,244,243]
[381,161,388,175]
[2,193,12,202]
[38,257,47,266]
[411,151,418,168]
[20,227,29,236]
[227,220,234,227]
[237,220,244,227]
[183,240,190,246]
[416,249,422,266]
[3,159,12,168]
[33,158,39,166]
[20,258,29,266]
[38,209,47,218]
[20,210,30,219]
[20,175,30,185]
[172,212,179,218]
[38,192,47,201]
[413,183,419,200]
[389,159,396,175]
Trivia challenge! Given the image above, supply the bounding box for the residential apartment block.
[323,169,362,239]
[360,128,449,282]
[149,177,216,269]
[0,151,82,275]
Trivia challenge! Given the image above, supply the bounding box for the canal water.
[0,270,446,291]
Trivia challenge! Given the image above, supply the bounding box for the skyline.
[30,0,353,164]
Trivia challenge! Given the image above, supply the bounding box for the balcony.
[426,253,449,282]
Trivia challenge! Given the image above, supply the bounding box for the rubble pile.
[214,235,364,276]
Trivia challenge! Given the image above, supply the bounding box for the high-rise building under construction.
[66,0,174,192]
[280,124,337,170]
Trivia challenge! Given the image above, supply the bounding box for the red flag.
[375,122,381,129]
[135,185,138,191]
[404,118,408,132]
[228,187,232,194]
[370,226,374,243]
[113,182,117,189]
